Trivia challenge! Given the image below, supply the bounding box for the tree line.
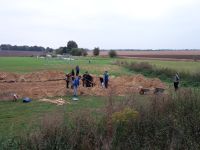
[0,41,118,57]
[0,44,53,52]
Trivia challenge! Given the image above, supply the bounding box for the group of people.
[66,65,180,98]
[65,65,109,97]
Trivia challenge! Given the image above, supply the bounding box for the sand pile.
[0,72,20,82]
[39,98,69,106]
[0,71,64,82]
[0,71,166,100]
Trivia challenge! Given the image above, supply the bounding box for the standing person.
[73,75,80,97]
[75,65,80,76]
[103,71,109,88]
[173,73,180,91]
[65,73,70,88]
[71,69,75,79]
[71,69,75,89]
[99,76,104,88]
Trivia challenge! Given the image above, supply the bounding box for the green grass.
[0,96,106,139]
[123,58,200,73]
[0,57,131,76]
[0,57,199,74]
[0,94,148,140]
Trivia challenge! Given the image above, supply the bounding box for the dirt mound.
[0,71,166,100]
[0,71,64,82]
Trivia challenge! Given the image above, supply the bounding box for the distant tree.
[62,47,68,54]
[93,47,100,56]
[71,48,82,56]
[67,41,78,50]
[109,50,117,58]
[56,47,64,54]
[0,44,47,51]
[46,47,53,53]
[82,49,88,56]
[70,48,88,56]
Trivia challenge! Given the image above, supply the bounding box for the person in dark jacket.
[82,71,88,87]
[71,69,75,89]
[71,69,75,79]
[75,65,80,76]
[85,74,93,87]
[65,73,71,88]
[99,76,104,88]
[103,71,109,88]
[82,71,93,87]
[173,73,180,91]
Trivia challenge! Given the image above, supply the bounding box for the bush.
[116,61,200,87]
[109,50,117,58]
[112,108,138,124]
[71,48,84,56]
[81,49,88,56]
[93,47,100,56]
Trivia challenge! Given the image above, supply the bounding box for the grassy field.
[0,96,106,138]
[0,57,199,74]
[0,56,200,148]
[121,58,200,73]
[0,57,131,76]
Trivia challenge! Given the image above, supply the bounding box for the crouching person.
[13,93,19,102]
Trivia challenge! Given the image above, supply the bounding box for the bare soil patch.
[0,71,166,100]
[88,50,200,60]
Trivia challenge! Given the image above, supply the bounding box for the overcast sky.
[0,0,200,49]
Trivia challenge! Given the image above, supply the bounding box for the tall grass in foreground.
[114,60,200,87]
[2,89,200,150]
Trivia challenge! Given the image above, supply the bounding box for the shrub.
[116,61,200,87]
[81,49,88,56]
[93,47,100,56]
[112,108,138,124]
[109,50,117,58]
[71,48,83,56]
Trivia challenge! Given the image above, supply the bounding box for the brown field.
[88,50,200,60]
[0,71,165,100]
[0,50,44,57]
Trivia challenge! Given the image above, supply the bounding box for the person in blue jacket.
[73,75,80,97]
[103,71,109,88]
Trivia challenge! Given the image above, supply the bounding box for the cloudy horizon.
[0,0,200,49]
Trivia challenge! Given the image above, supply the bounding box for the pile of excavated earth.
[0,71,166,100]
